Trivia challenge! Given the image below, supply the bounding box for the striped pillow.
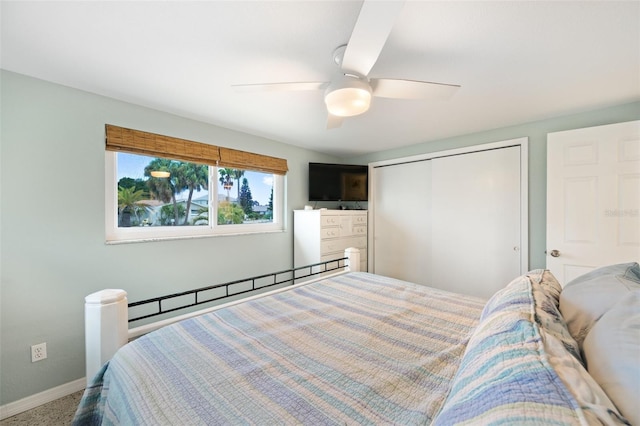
[434,274,583,425]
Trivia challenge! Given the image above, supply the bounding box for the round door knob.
[550,249,560,257]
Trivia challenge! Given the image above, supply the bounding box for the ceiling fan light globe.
[325,87,372,117]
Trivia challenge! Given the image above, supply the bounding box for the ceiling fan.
[232,1,460,129]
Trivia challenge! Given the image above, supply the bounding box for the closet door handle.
[549,249,560,257]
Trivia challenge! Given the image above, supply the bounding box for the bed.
[73,255,639,425]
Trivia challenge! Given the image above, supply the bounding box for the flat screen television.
[308,163,368,202]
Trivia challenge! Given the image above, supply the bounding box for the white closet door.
[372,160,432,284]
[430,146,522,298]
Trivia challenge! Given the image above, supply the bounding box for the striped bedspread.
[74,272,484,425]
[74,271,596,425]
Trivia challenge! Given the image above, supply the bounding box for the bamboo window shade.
[218,147,288,175]
[105,124,288,174]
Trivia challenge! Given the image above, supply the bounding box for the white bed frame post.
[345,247,361,272]
[84,289,128,385]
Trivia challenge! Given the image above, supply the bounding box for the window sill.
[106,228,285,245]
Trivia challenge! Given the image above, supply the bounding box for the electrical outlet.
[31,343,47,362]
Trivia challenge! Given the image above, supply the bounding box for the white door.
[372,160,432,284]
[430,146,522,298]
[547,120,640,285]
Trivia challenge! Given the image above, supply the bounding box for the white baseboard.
[0,378,85,420]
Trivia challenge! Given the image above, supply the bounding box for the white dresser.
[294,209,367,273]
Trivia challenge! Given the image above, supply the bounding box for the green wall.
[347,101,640,270]
[0,70,339,405]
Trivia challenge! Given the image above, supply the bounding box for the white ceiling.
[2,1,639,157]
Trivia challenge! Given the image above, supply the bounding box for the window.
[105,125,286,243]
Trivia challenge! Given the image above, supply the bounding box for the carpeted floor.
[0,391,83,426]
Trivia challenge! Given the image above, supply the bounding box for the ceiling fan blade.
[371,78,461,100]
[326,113,344,129]
[232,82,328,93]
[341,0,405,77]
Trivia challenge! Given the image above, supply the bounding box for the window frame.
[105,152,285,243]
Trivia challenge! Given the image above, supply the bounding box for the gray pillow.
[582,291,640,426]
[559,262,640,347]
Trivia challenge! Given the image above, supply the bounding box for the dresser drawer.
[320,213,366,229]
[352,225,366,236]
[320,215,341,227]
[320,225,366,239]
[320,227,341,239]
[353,214,367,225]
[321,236,366,254]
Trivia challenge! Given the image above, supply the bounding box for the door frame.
[368,138,529,274]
